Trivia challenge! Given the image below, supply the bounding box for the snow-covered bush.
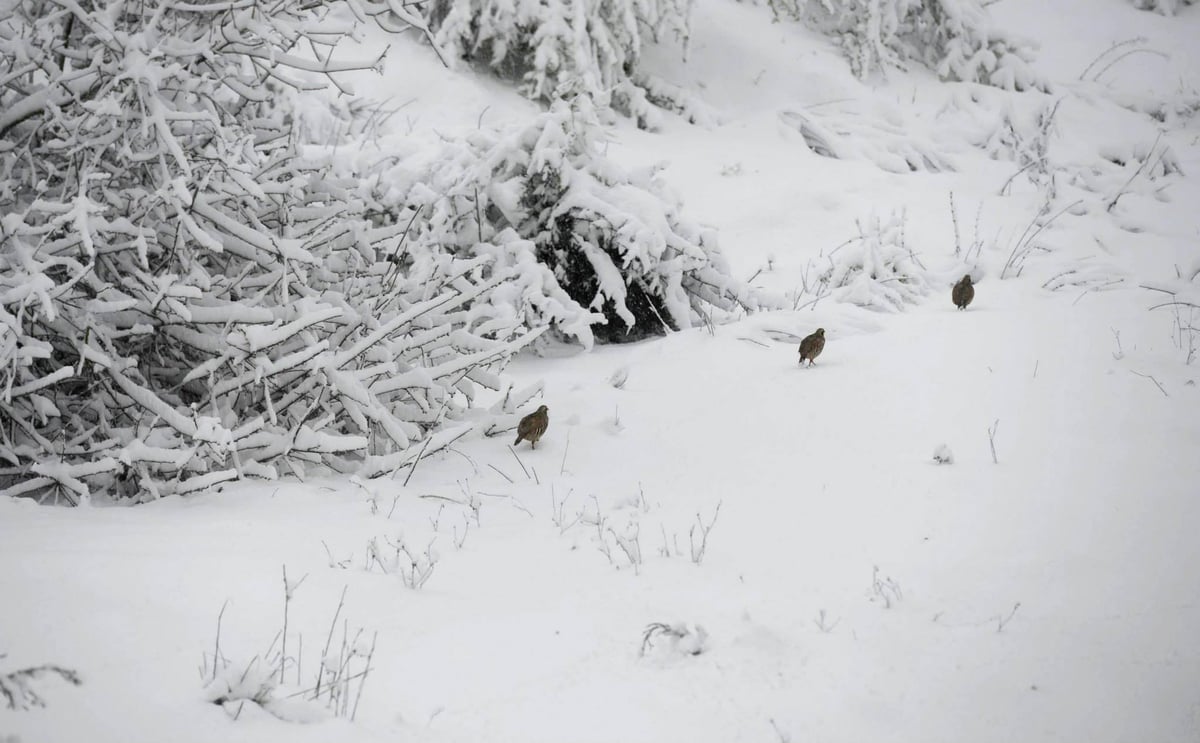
[422,0,696,127]
[639,621,709,658]
[362,94,761,348]
[771,0,1047,91]
[0,0,540,502]
[821,212,932,311]
[1131,0,1196,14]
[1,658,81,710]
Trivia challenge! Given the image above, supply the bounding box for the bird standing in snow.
[952,274,974,310]
[798,328,825,367]
[514,405,549,449]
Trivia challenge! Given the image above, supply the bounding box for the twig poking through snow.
[551,486,581,534]
[560,430,570,476]
[689,502,722,564]
[454,516,471,549]
[212,601,228,683]
[401,436,434,488]
[350,632,377,722]
[1106,132,1165,213]
[949,191,961,256]
[871,565,903,609]
[1078,37,1146,81]
[279,565,308,684]
[445,447,479,476]
[314,587,347,699]
[813,609,841,633]
[508,446,531,479]
[996,602,1022,633]
[988,419,1000,464]
[487,463,514,483]
[1131,371,1168,398]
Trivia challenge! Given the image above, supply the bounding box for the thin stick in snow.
[487,463,514,483]
[508,445,530,479]
[443,447,479,477]
[987,419,1000,464]
[402,436,434,488]
[1106,132,1163,213]
[769,717,792,743]
[280,566,289,684]
[996,602,1022,633]
[689,502,722,564]
[1078,36,1145,80]
[949,191,962,256]
[350,631,377,721]
[314,586,347,700]
[1131,370,1168,397]
[560,430,570,476]
[212,600,229,683]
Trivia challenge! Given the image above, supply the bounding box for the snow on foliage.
[1130,0,1196,14]
[422,0,698,128]
[0,0,543,502]
[639,621,709,659]
[779,105,955,174]
[822,212,933,312]
[0,660,82,710]
[356,94,763,348]
[770,0,1048,91]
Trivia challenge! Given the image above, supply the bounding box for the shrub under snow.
[357,94,763,348]
[821,212,933,312]
[0,0,542,502]
[770,0,1048,92]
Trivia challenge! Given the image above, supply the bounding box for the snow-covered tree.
[422,0,704,128]
[356,94,762,348]
[771,0,1048,91]
[0,0,540,502]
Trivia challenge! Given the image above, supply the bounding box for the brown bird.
[513,405,549,449]
[952,274,974,310]
[798,328,825,367]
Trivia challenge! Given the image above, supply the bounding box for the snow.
[3,0,1200,742]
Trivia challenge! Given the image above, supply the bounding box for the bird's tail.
[513,434,522,446]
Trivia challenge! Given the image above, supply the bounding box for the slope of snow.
[3,1,1199,742]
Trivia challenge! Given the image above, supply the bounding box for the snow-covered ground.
[3,1,1199,742]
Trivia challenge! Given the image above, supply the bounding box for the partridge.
[514,405,549,449]
[798,328,825,367]
[952,274,974,310]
